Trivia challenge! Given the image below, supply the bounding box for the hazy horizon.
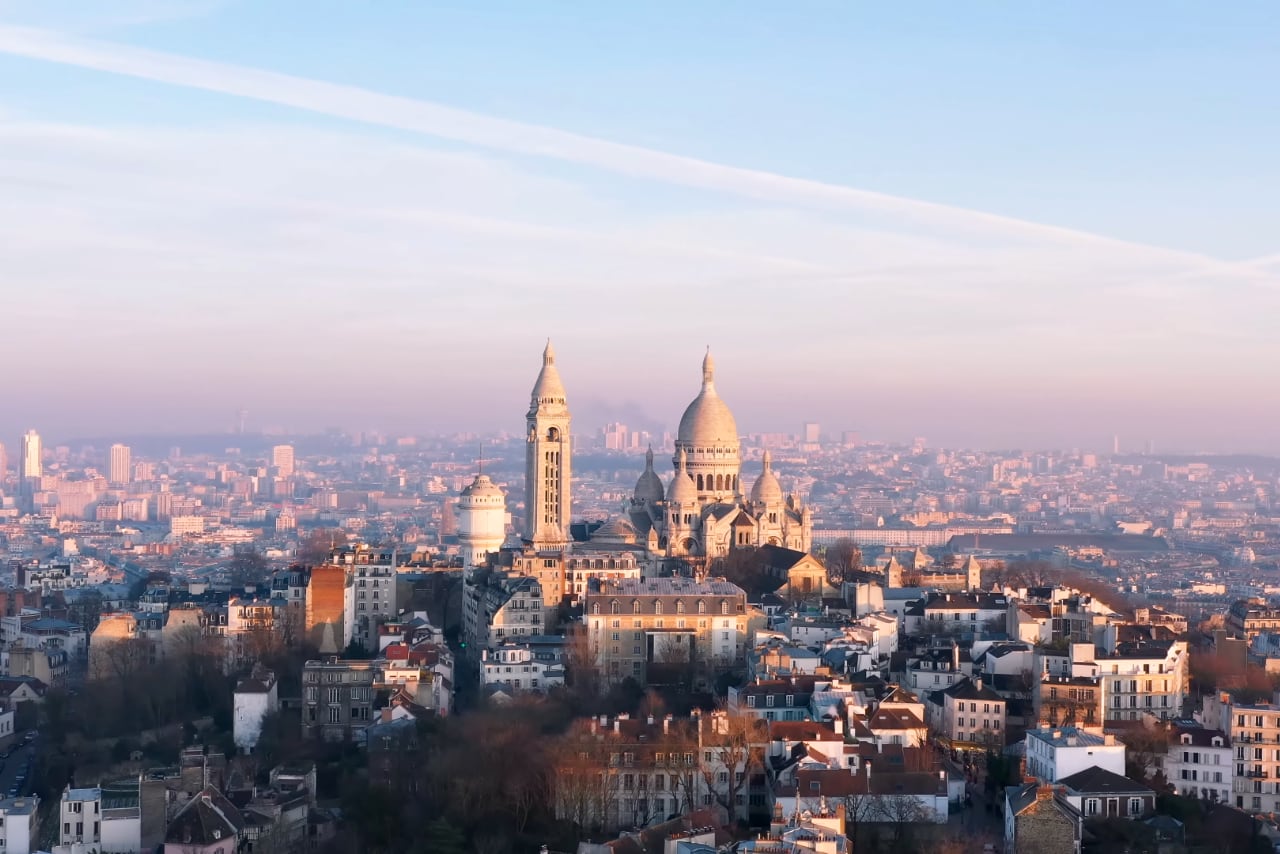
[2,4,1277,454]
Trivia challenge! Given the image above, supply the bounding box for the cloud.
[0,21,1272,289]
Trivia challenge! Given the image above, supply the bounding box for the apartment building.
[930,676,1006,751]
[58,780,142,854]
[1200,690,1280,813]
[553,711,766,832]
[582,577,758,690]
[1025,727,1124,783]
[1097,640,1188,722]
[327,545,399,651]
[461,569,544,657]
[0,795,39,854]
[1227,599,1280,641]
[1164,725,1230,804]
[480,643,565,694]
[301,659,375,742]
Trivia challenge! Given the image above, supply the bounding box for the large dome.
[633,446,665,504]
[676,350,739,446]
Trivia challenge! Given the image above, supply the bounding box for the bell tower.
[525,340,572,544]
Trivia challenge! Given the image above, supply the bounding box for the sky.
[1,1,1278,453]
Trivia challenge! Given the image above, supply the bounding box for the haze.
[1,3,1278,452]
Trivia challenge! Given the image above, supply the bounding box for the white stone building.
[1097,640,1187,722]
[480,643,565,694]
[1025,727,1125,783]
[1164,726,1231,804]
[0,795,38,854]
[233,667,278,753]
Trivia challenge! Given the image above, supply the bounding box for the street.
[0,736,37,799]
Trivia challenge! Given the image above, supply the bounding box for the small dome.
[591,517,638,544]
[633,446,665,504]
[460,474,504,499]
[668,449,697,505]
[676,349,739,447]
[750,450,783,505]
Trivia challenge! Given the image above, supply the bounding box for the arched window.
[696,474,704,491]
[720,601,729,615]
[633,600,641,614]
[547,427,560,441]
[611,600,620,614]
[654,600,663,615]
[592,603,600,615]
[676,600,686,614]
[715,474,724,491]
[697,600,706,614]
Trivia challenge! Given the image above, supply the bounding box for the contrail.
[0,23,1268,280]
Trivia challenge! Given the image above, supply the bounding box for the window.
[1129,798,1143,816]
[1085,799,1100,816]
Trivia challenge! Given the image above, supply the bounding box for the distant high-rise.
[0,442,7,480]
[272,444,296,478]
[1113,434,1120,455]
[109,443,132,485]
[803,422,821,444]
[21,430,41,480]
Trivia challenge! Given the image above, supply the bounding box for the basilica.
[524,342,812,565]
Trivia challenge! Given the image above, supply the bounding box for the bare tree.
[298,528,348,566]
[698,709,767,823]
[824,539,863,584]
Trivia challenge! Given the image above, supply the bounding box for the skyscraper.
[525,340,572,544]
[0,442,7,481]
[21,430,41,480]
[109,443,132,484]
[272,444,296,478]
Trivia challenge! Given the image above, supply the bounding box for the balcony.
[1246,769,1270,779]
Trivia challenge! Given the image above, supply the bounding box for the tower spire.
[702,346,715,387]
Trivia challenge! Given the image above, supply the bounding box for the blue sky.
[1,1,1277,452]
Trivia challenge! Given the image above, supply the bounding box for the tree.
[698,709,767,822]
[299,528,348,566]
[842,793,880,846]
[227,548,269,587]
[939,552,957,570]
[824,539,863,583]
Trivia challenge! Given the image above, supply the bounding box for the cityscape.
[2,4,1279,854]
[0,343,1278,853]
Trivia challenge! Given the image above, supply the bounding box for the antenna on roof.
[478,440,483,476]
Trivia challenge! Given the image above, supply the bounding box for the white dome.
[668,450,697,505]
[676,350,739,447]
[633,446,665,503]
[750,450,783,505]
[460,473,504,499]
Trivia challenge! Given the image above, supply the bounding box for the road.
[0,737,36,799]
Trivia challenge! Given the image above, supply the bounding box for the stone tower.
[525,340,572,545]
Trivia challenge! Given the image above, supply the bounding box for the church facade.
[523,343,812,566]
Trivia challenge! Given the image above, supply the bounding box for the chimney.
[647,714,655,726]
[381,708,392,724]
[590,719,598,736]
[833,716,843,736]
[865,761,872,782]
[613,718,621,735]
[599,714,608,728]
[663,714,673,735]
[1104,734,1115,745]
